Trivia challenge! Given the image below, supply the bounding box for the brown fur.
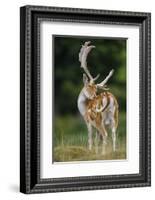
[84,91,118,137]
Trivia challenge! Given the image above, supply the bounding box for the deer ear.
[83,73,89,85]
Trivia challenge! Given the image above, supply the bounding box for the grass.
[54,143,126,162]
[53,112,126,162]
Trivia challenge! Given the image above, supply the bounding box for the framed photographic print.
[20,5,151,193]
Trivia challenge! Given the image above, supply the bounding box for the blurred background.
[53,36,126,162]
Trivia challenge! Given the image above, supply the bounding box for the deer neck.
[77,89,88,116]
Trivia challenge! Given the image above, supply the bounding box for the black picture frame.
[20,5,151,194]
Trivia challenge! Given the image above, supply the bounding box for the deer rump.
[85,91,118,136]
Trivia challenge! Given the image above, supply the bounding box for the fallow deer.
[77,41,119,154]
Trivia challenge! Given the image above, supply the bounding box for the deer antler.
[79,41,99,83]
[97,69,114,89]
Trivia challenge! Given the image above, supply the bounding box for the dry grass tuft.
[54,142,126,162]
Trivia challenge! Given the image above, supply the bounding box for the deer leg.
[112,125,116,152]
[86,123,93,150]
[95,131,99,154]
[99,125,108,155]
[101,134,107,155]
[110,117,117,152]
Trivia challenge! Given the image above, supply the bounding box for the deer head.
[79,41,114,99]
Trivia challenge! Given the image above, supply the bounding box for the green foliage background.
[53,36,126,162]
